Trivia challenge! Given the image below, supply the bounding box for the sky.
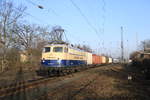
[13,0,150,58]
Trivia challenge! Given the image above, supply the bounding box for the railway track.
[35,64,128,100]
[0,67,75,98]
[37,64,150,100]
[33,64,118,100]
[0,64,114,99]
[0,76,57,99]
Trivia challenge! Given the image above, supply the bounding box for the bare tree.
[13,24,38,50]
[75,44,92,52]
[12,24,39,65]
[0,0,26,72]
[130,51,140,60]
[82,44,92,52]
[36,25,51,45]
[140,40,150,52]
[0,1,67,72]
[12,23,53,69]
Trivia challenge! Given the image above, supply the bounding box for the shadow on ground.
[3,67,48,100]
[49,65,150,100]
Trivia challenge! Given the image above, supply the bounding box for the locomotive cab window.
[53,47,63,52]
[43,47,51,53]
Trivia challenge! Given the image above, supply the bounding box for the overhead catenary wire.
[25,0,43,9]
[14,7,52,26]
[34,0,90,45]
[24,0,83,45]
[65,29,92,49]
[96,0,106,34]
[64,30,84,44]
[69,0,101,39]
[24,0,95,48]
[25,0,37,6]
[101,0,106,34]
[25,0,59,16]
[96,0,106,55]
[46,7,59,16]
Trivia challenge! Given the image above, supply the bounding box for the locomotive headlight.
[57,58,62,67]
[42,58,45,62]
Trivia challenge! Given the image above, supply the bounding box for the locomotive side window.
[43,47,51,52]
[64,47,68,53]
[53,47,63,52]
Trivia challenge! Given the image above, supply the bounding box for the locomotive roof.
[44,44,85,52]
[45,44,67,47]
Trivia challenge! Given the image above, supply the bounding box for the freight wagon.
[101,56,106,64]
[86,52,92,65]
[92,54,102,64]
[108,58,113,63]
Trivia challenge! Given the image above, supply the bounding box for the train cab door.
[64,47,69,66]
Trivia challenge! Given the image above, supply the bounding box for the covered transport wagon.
[113,59,119,63]
[101,56,106,64]
[86,52,92,65]
[108,58,113,63]
[92,54,102,64]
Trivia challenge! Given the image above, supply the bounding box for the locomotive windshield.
[53,47,63,52]
[43,47,51,53]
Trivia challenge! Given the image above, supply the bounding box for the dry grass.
[44,65,150,100]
